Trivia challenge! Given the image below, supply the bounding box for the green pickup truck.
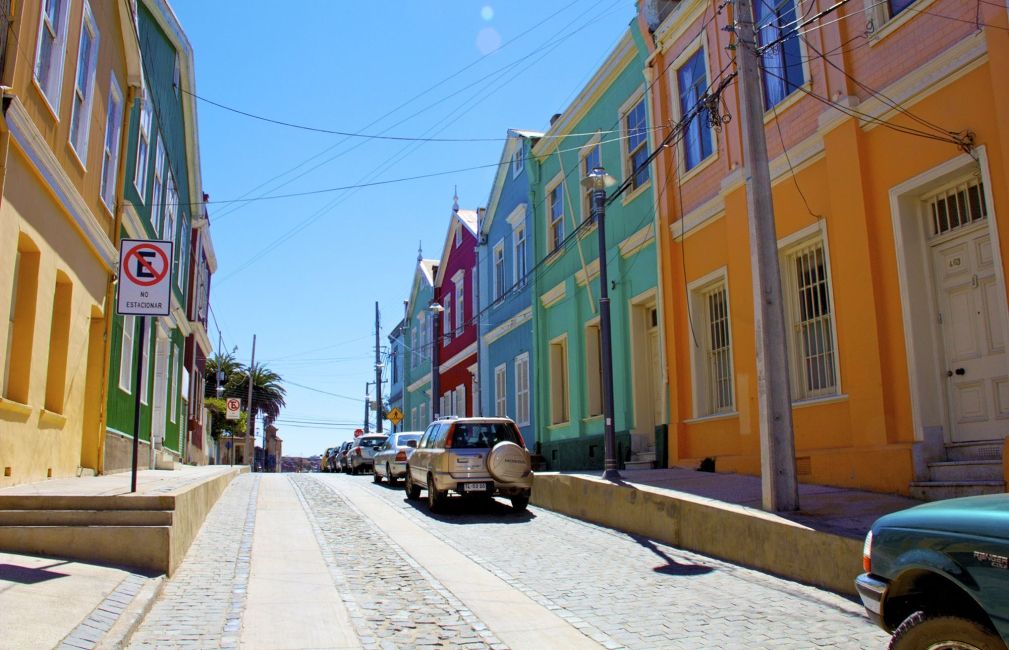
[855,493,1009,649]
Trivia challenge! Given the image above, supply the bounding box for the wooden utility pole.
[375,302,383,433]
[246,334,256,470]
[734,0,799,511]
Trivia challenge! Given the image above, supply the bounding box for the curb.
[56,572,165,650]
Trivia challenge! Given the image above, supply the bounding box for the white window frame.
[471,265,477,323]
[493,241,505,300]
[443,294,452,342]
[170,346,179,423]
[514,352,530,426]
[454,224,461,248]
[164,172,177,244]
[513,224,527,287]
[546,172,565,253]
[456,384,467,418]
[100,75,123,211]
[455,274,465,335]
[33,0,72,115]
[619,89,650,196]
[140,321,150,405]
[134,87,153,202]
[511,145,524,178]
[118,315,134,393]
[419,402,427,427]
[494,364,507,416]
[69,2,99,164]
[779,230,841,401]
[177,217,189,289]
[688,270,735,417]
[150,138,165,233]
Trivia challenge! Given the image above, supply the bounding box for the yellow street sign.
[386,407,404,426]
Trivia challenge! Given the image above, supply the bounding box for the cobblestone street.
[128,473,889,649]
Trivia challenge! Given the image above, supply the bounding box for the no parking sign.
[116,239,173,316]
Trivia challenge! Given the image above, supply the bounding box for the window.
[455,277,464,335]
[100,77,123,210]
[150,139,165,233]
[164,174,177,246]
[623,97,650,190]
[782,239,838,400]
[494,364,507,416]
[171,346,179,423]
[549,336,569,424]
[410,323,417,368]
[69,3,99,160]
[692,280,734,415]
[44,275,72,413]
[454,225,461,248]
[756,0,805,109]
[456,384,467,418]
[5,237,40,403]
[887,0,916,18]
[493,242,505,300]
[581,143,601,222]
[34,0,71,110]
[926,177,987,239]
[418,312,427,361]
[514,353,530,426]
[118,315,134,393]
[140,321,149,404]
[511,146,524,178]
[410,407,417,431]
[547,181,565,252]
[513,225,527,287]
[177,218,189,288]
[678,49,713,171]
[134,93,153,201]
[172,53,181,96]
[443,294,452,342]
[472,265,477,321]
[419,402,426,427]
[585,322,603,417]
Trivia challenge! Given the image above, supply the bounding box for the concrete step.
[927,460,1004,483]
[0,525,170,571]
[0,495,173,511]
[0,509,172,526]
[945,440,1004,462]
[909,480,1006,501]
[624,460,656,470]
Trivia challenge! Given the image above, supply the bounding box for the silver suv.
[347,434,387,474]
[404,417,533,512]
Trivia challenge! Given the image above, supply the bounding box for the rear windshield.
[449,423,522,449]
[358,437,386,448]
[396,434,420,446]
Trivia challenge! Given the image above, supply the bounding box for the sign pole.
[130,316,147,493]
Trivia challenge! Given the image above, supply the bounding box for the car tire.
[427,474,445,512]
[511,495,529,512]
[372,467,382,483]
[888,611,1004,650]
[405,470,421,500]
[386,464,397,485]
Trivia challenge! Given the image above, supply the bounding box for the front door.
[932,226,1009,443]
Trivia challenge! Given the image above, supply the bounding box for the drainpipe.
[97,82,141,474]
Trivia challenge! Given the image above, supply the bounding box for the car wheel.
[511,495,529,512]
[405,470,421,500]
[888,611,1004,650]
[386,464,398,485]
[372,467,382,483]
[426,474,445,512]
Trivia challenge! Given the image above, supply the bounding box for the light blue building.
[386,316,405,432]
[477,130,543,450]
[402,250,439,433]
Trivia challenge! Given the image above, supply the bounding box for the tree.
[205,397,247,441]
[205,352,244,400]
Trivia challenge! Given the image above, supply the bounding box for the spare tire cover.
[486,441,530,483]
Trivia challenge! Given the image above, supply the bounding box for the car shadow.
[401,494,536,523]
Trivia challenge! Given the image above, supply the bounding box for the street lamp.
[428,300,444,420]
[581,166,620,480]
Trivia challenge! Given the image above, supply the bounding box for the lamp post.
[581,166,620,480]
[428,300,444,420]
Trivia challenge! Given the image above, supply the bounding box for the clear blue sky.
[170,1,635,457]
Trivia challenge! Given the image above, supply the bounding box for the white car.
[372,431,423,484]
[347,434,387,474]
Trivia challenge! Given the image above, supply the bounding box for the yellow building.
[639,0,1009,498]
[0,0,141,486]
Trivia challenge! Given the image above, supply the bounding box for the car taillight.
[355,448,362,456]
[395,451,407,462]
[862,531,872,572]
[445,426,454,449]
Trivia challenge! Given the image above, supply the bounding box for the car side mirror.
[407,440,417,448]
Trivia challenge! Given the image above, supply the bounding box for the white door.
[649,322,663,428]
[932,227,1009,443]
[151,336,169,447]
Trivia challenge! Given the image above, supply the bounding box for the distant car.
[348,434,387,474]
[320,447,335,473]
[325,446,343,473]
[405,417,533,513]
[372,431,422,484]
[334,441,353,473]
[855,493,1009,649]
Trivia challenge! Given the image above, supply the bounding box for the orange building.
[638,0,1009,498]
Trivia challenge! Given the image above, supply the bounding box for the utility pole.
[364,381,372,433]
[430,300,443,419]
[246,334,256,471]
[375,301,383,433]
[734,0,799,511]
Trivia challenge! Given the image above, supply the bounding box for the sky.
[169,1,636,458]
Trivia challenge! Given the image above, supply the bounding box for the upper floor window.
[678,49,713,171]
[69,3,99,162]
[547,180,565,252]
[622,96,649,190]
[493,241,505,300]
[511,147,524,178]
[443,294,452,342]
[887,0,916,17]
[455,278,464,335]
[134,92,153,202]
[151,139,165,232]
[100,76,123,210]
[34,0,71,112]
[581,142,601,222]
[756,0,805,109]
[513,225,527,286]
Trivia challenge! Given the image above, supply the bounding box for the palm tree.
[205,351,245,400]
[233,363,287,423]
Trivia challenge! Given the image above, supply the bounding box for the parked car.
[347,434,387,474]
[334,441,353,473]
[855,493,1009,649]
[372,431,423,484]
[320,447,335,473]
[326,445,344,473]
[404,416,533,513]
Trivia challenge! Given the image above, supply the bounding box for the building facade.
[530,30,660,471]
[0,0,142,486]
[183,194,214,464]
[386,315,405,433]
[434,200,481,419]
[403,253,438,432]
[478,130,541,449]
[103,0,201,472]
[639,0,1009,497]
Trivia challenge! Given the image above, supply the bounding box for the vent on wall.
[795,456,812,476]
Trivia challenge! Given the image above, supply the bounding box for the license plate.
[463,483,487,492]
